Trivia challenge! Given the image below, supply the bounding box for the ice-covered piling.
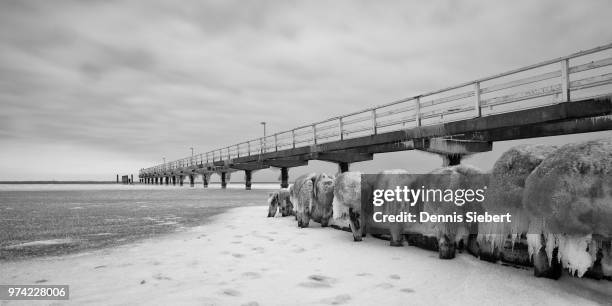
[477,144,557,262]
[333,172,364,240]
[524,138,612,278]
[289,173,335,228]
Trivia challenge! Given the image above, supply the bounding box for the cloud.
[0,0,611,180]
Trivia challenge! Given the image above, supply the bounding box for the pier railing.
[141,42,612,175]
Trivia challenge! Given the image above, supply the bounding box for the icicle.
[545,233,558,266]
[557,234,593,277]
[526,233,541,259]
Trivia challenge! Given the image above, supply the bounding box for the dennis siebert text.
[373,211,512,223]
[371,185,512,223]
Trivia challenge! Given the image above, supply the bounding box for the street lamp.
[260,122,267,153]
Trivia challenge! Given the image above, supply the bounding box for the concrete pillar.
[338,162,350,173]
[443,154,462,166]
[202,174,209,188]
[172,176,176,186]
[281,167,289,189]
[245,170,252,190]
[131,174,134,184]
[221,172,227,189]
[189,175,194,187]
[165,176,169,185]
[116,174,119,183]
[179,176,184,187]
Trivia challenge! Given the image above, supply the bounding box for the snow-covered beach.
[2,206,611,305]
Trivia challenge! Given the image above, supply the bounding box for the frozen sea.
[0,183,278,260]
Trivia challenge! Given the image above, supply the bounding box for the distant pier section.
[139,43,612,189]
[117,174,134,184]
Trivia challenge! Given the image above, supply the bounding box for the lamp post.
[260,122,266,153]
[190,147,194,166]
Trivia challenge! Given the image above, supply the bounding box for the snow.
[1,206,610,305]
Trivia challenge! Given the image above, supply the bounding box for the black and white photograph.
[1,0,611,305]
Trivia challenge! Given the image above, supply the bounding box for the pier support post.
[221,172,227,189]
[280,167,289,189]
[131,174,133,184]
[179,175,184,186]
[245,170,252,190]
[116,174,119,183]
[172,176,176,186]
[155,177,158,184]
[443,154,462,166]
[202,174,209,188]
[189,175,194,187]
[338,162,350,173]
[165,177,169,185]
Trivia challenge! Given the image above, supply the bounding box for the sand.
[2,206,611,305]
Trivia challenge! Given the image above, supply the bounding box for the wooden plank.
[480,70,560,94]
[420,106,475,120]
[569,57,612,74]
[376,105,415,118]
[376,116,416,128]
[481,84,561,107]
[570,72,612,91]
[420,90,473,108]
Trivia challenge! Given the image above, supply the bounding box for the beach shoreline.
[1,206,611,305]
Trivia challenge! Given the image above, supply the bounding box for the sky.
[0,0,611,181]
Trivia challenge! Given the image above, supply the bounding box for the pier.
[139,43,612,188]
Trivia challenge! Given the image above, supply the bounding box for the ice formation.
[478,144,557,254]
[416,164,486,246]
[524,138,612,277]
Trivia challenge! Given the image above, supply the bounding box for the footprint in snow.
[376,283,394,289]
[320,294,351,305]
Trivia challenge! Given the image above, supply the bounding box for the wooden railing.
[141,42,612,175]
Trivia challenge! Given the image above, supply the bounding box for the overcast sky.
[0,0,611,181]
